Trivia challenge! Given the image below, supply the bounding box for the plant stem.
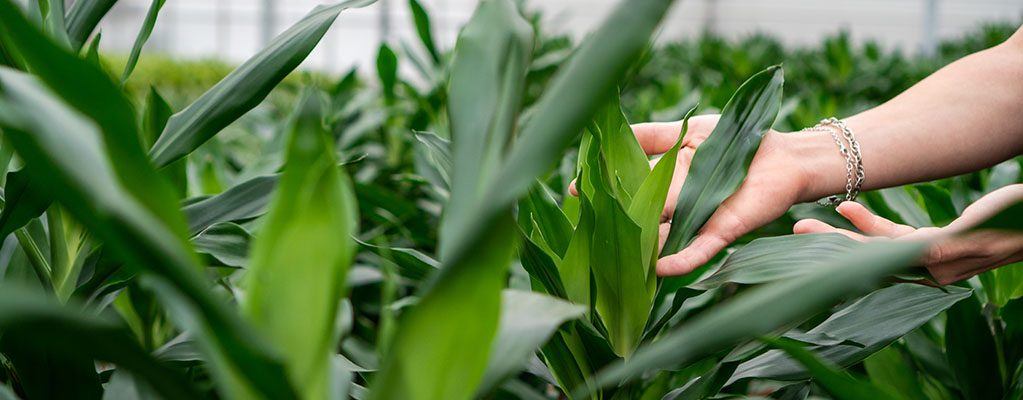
[14,227,53,291]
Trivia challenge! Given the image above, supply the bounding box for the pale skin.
[573,26,1023,285]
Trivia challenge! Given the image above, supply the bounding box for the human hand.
[793,184,1023,285]
[570,115,820,276]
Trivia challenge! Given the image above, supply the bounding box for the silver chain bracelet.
[800,117,865,206]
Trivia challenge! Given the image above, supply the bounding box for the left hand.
[793,184,1023,285]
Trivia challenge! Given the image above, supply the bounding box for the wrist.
[772,129,851,203]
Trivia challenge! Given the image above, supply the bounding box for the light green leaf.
[243,92,358,400]
[148,0,377,167]
[589,91,650,200]
[662,66,783,256]
[628,107,693,278]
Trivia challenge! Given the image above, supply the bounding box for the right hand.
[571,115,816,277]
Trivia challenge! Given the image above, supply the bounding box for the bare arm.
[623,26,1023,276]
[797,27,1023,201]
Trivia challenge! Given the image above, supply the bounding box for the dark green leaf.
[65,0,117,51]
[192,222,250,268]
[661,66,783,256]
[0,168,52,239]
[945,289,1002,400]
[589,241,924,393]
[148,0,377,167]
[408,0,439,63]
[973,200,1023,231]
[864,345,929,400]
[692,233,856,289]
[356,239,438,282]
[761,337,901,400]
[376,43,397,101]
[517,229,568,298]
[732,284,971,382]
[182,174,277,235]
[662,361,739,400]
[120,0,165,85]
[0,66,296,399]
[914,184,957,227]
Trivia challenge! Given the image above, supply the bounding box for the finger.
[569,178,578,196]
[792,218,868,241]
[656,233,729,276]
[658,222,670,254]
[632,115,719,155]
[836,201,915,237]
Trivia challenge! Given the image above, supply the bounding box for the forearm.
[790,27,1023,202]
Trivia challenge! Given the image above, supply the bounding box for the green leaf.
[182,174,277,235]
[517,229,568,298]
[914,184,957,227]
[192,222,250,268]
[558,177,594,308]
[0,0,190,240]
[691,233,856,289]
[945,289,1002,400]
[148,0,377,167]
[65,0,116,51]
[589,241,924,393]
[0,168,53,239]
[661,66,783,256]
[476,290,586,395]
[761,337,902,400]
[84,30,101,65]
[585,133,650,357]
[662,361,739,400]
[412,132,451,189]
[520,182,574,257]
[973,200,1023,231]
[879,187,932,228]
[589,91,650,201]
[376,43,398,101]
[0,67,295,400]
[120,0,165,85]
[243,92,358,399]
[731,284,971,382]
[0,283,200,399]
[367,218,517,400]
[370,1,531,397]
[356,239,438,282]
[628,107,693,277]
[445,0,679,265]
[408,0,440,63]
[864,345,929,400]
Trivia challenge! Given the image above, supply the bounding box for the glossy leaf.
[589,241,924,393]
[65,0,117,51]
[692,233,856,289]
[914,184,957,226]
[878,187,931,228]
[661,66,783,256]
[476,290,586,395]
[761,337,901,400]
[590,91,650,200]
[148,0,377,167]
[731,284,971,382]
[192,222,250,268]
[182,174,277,235]
[518,229,568,298]
[243,92,358,399]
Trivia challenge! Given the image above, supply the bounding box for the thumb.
[656,233,729,276]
